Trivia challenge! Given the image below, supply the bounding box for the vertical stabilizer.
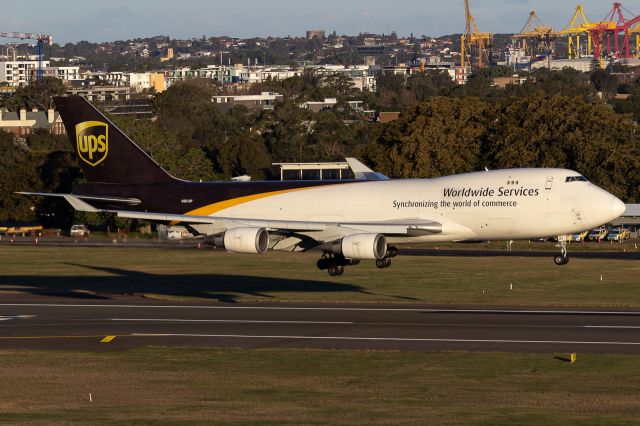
[54,96,175,184]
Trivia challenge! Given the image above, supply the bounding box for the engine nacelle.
[335,233,387,260]
[213,227,269,254]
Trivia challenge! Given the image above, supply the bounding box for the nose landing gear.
[554,239,569,265]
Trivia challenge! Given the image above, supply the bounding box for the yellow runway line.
[100,335,116,343]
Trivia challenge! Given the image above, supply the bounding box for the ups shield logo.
[76,121,108,166]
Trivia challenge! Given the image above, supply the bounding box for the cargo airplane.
[19,96,626,275]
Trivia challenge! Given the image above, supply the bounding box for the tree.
[3,77,66,111]
[114,117,216,181]
[485,93,640,201]
[0,131,43,222]
[363,97,492,178]
[309,112,355,160]
[590,69,619,98]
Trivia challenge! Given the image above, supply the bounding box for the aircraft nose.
[612,196,626,218]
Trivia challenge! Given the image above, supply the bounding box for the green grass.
[0,348,638,425]
[1,245,640,307]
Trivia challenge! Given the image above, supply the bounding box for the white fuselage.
[210,169,625,244]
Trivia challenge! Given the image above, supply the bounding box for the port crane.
[558,5,597,59]
[0,32,53,80]
[513,11,556,58]
[461,0,492,69]
[590,2,640,61]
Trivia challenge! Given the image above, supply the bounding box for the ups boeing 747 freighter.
[19,96,626,275]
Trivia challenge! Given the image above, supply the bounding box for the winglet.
[345,158,389,181]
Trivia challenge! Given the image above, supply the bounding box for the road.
[1,298,640,353]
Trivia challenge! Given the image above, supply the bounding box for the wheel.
[349,259,361,266]
[554,255,568,266]
[328,265,344,276]
[376,258,392,269]
[386,246,399,258]
[317,258,330,270]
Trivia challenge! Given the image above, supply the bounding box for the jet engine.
[334,233,387,260]
[212,227,270,254]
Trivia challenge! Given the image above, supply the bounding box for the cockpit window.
[565,176,588,183]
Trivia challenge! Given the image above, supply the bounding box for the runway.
[2,236,639,260]
[1,298,640,353]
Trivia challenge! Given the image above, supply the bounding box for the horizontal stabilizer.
[16,192,141,213]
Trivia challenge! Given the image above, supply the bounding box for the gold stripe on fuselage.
[184,186,317,217]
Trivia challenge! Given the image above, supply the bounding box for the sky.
[0,1,634,44]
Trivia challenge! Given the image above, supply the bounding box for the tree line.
[2,66,640,229]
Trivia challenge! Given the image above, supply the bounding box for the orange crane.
[558,5,598,59]
[461,0,492,69]
[512,11,556,58]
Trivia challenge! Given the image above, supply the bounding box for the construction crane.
[0,32,53,80]
[590,2,640,62]
[512,11,556,59]
[558,5,598,59]
[461,0,492,69]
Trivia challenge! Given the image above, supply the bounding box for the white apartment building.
[0,61,51,86]
[51,66,82,82]
[212,92,284,110]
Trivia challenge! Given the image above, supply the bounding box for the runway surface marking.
[0,315,36,321]
[584,325,640,329]
[106,319,640,329]
[130,333,640,346]
[109,318,353,324]
[100,336,116,343]
[1,303,640,315]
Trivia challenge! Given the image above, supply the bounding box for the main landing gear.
[554,239,569,265]
[317,246,399,276]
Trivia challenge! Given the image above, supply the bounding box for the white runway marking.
[584,326,640,329]
[111,318,352,325]
[130,333,640,345]
[0,315,36,321]
[0,303,639,315]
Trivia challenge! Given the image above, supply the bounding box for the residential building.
[129,72,166,93]
[212,92,283,110]
[302,98,364,113]
[306,30,326,40]
[0,61,51,86]
[0,108,65,136]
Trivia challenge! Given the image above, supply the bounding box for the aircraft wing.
[17,192,441,236]
[114,210,442,236]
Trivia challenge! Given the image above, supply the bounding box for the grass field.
[1,245,640,425]
[1,245,640,307]
[0,348,638,425]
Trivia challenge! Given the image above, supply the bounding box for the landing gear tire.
[376,258,391,269]
[554,238,570,266]
[553,255,569,265]
[318,253,349,276]
[328,265,344,276]
[386,246,399,258]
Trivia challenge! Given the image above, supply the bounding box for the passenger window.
[565,176,588,183]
